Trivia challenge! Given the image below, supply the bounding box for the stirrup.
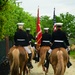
[27,62,33,69]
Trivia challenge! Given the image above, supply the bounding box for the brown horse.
[8,46,28,75]
[37,46,50,74]
[50,48,68,75]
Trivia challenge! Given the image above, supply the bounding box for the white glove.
[67,46,70,51]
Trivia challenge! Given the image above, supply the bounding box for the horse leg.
[42,65,48,75]
[19,62,25,75]
[25,66,30,75]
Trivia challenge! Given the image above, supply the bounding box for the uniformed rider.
[46,22,72,68]
[41,28,52,69]
[26,28,35,47]
[14,23,33,69]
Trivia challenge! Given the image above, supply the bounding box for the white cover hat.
[55,23,63,26]
[17,23,24,26]
[44,28,49,30]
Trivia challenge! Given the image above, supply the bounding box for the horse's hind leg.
[23,64,27,75]
[20,62,25,75]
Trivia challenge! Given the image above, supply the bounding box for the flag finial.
[53,8,56,31]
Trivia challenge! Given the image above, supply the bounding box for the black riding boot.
[44,52,50,69]
[67,51,72,68]
[27,53,33,69]
[35,52,39,63]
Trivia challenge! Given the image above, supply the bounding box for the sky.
[16,0,75,18]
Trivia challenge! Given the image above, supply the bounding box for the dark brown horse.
[50,48,68,75]
[8,46,28,75]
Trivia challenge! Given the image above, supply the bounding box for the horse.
[50,47,68,75]
[8,46,28,75]
[36,45,50,75]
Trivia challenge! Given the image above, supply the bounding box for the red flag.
[53,8,56,31]
[36,7,42,44]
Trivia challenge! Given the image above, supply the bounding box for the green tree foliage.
[0,0,36,40]
[0,0,8,10]
[0,0,75,40]
[60,12,75,38]
[40,15,53,33]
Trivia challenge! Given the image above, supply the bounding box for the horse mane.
[56,49,64,75]
[11,48,20,75]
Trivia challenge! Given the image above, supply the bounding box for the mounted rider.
[14,23,33,69]
[40,28,52,69]
[26,28,35,47]
[45,22,72,69]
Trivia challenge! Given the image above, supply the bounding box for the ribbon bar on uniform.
[54,40,63,42]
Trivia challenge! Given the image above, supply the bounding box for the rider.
[14,23,33,69]
[45,22,72,68]
[26,28,35,47]
[40,28,52,69]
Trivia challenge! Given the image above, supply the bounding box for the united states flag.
[53,8,56,31]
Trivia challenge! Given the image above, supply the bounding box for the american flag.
[53,8,56,31]
[36,7,42,45]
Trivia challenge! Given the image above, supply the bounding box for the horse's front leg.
[42,64,48,75]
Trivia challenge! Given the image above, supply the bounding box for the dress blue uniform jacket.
[14,29,29,46]
[26,33,35,46]
[41,32,52,46]
[51,29,69,49]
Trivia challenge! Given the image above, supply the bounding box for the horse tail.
[38,53,46,67]
[56,50,64,75]
[11,48,19,75]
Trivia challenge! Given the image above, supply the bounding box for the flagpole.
[53,8,56,31]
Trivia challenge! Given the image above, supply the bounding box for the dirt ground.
[30,57,75,75]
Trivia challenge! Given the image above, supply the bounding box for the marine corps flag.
[53,8,56,31]
[36,7,42,44]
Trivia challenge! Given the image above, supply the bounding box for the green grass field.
[70,50,75,59]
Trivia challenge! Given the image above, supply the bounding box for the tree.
[0,0,8,10]
[60,12,75,38]
[40,15,53,33]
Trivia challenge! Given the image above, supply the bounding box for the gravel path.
[30,57,75,75]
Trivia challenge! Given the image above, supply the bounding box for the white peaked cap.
[17,23,24,26]
[55,23,63,26]
[44,28,49,30]
[26,28,30,30]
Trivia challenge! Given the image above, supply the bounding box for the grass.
[70,50,75,59]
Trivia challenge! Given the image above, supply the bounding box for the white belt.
[17,39,25,41]
[54,40,63,42]
[43,40,50,43]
